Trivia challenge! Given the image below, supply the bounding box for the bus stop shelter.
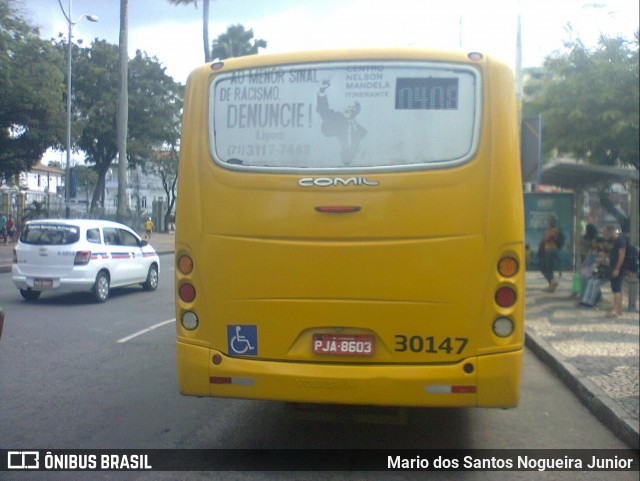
[541,162,639,310]
[541,162,639,241]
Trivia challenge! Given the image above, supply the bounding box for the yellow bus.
[175,49,524,408]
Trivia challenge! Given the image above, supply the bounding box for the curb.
[525,331,639,449]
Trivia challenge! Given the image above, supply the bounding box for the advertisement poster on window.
[209,61,481,171]
[524,193,574,272]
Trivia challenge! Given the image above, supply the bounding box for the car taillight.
[74,251,92,265]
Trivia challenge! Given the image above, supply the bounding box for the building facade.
[1,161,170,233]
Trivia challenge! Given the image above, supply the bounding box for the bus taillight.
[498,256,518,277]
[495,286,516,308]
[179,283,196,303]
[178,255,193,275]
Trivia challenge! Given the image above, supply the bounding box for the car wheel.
[93,271,110,303]
[143,264,159,291]
[20,289,41,301]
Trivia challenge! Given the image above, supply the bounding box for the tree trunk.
[116,0,129,222]
[90,166,108,215]
[203,0,211,62]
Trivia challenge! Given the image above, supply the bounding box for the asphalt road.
[0,255,636,480]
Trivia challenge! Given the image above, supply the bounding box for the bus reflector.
[210,376,255,386]
[426,385,477,394]
[315,206,361,213]
[181,311,199,330]
[452,386,477,393]
[179,283,196,303]
[498,256,518,277]
[495,287,516,308]
[178,255,193,274]
[493,317,514,337]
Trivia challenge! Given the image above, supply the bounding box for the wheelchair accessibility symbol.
[227,325,258,355]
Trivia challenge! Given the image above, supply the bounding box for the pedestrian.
[5,215,15,243]
[579,239,608,308]
[525,244,533,266]
[145,217,154,240]
[603,225,627,318]
[0,213,6,244]
[0,303,4,341]
[572,224,598,298]
[579,224,598,265]
[540,215,560,292]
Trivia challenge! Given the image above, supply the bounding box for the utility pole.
[59,0,98,218]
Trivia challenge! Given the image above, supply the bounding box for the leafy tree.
[127,50,184,166]
[75,164,98,198]
[21,200,49,222]
[70,39,119,212]
[129,51,183,230]
[168,0,212,62]
[211,24,266,60]
[524,33,639,169]
[65,40,183,214]
[0,0,65,182]
[146,147,179,232]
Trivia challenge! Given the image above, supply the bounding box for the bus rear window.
[210,61,481,172]
[20,224,80,245]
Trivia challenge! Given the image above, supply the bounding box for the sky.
[18,0,640,86]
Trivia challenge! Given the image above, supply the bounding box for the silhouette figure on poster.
[317,80,367,165]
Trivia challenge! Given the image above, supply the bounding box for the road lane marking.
[117,319,175,343]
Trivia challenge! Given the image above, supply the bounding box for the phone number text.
[226,144,311,158]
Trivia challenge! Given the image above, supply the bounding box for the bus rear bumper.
[176,341,522,408]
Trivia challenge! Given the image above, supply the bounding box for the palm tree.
[116,0,129,222]
[168,0,212,62]
[211,24,266,60]
[169,0,212,62]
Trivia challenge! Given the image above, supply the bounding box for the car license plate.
[34,278,53,288]
[312,334,375,356]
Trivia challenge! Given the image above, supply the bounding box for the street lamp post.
[58,0,98,218]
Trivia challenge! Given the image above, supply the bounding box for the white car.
[12,219,160,303]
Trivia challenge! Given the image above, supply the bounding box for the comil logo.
[8,451,39,469]
[298,177,379,187]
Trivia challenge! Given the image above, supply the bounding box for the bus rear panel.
[175,49,524,408]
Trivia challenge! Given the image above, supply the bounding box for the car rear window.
[20,224,81,245]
